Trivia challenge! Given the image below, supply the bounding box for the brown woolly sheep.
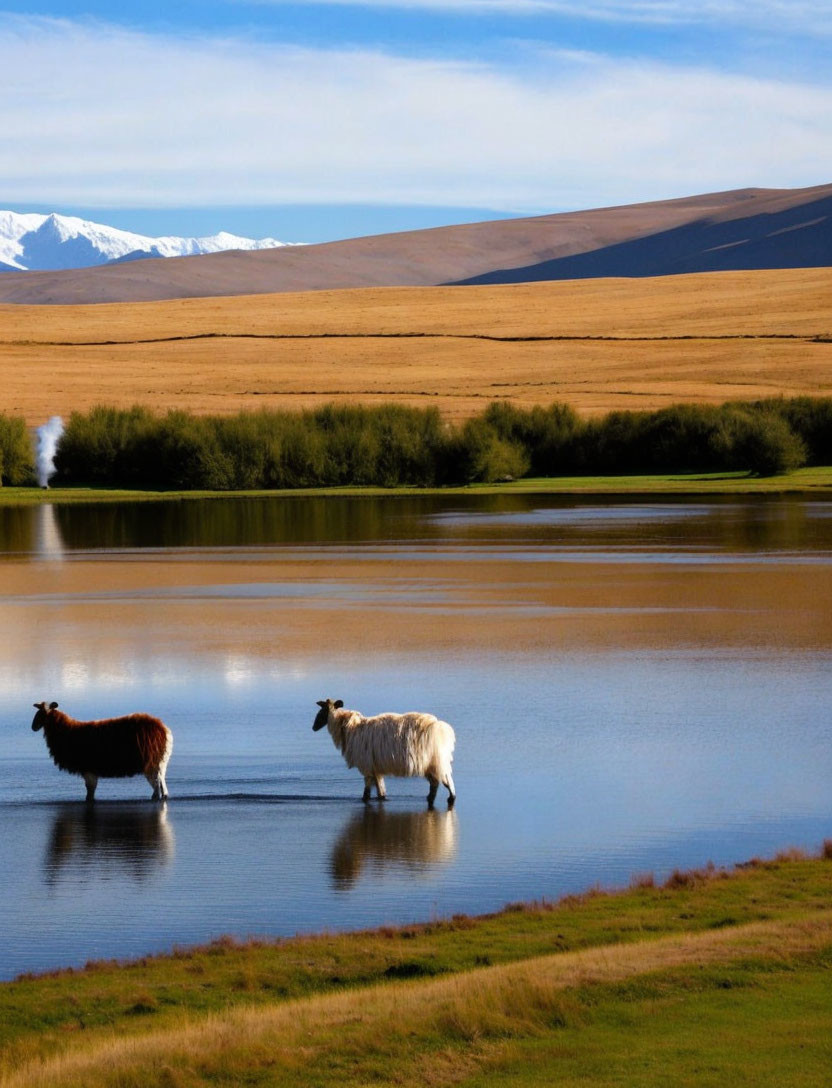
[31,701,173,802]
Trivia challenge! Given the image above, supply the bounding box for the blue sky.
[1,1,830,241]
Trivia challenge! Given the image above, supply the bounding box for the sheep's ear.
[33,702,42,710]
[316,700,326,708]
[334,700,344,709]
[49,701,59,709]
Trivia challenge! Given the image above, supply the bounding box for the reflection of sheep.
[313,698,456,806]
[45,804,174,883]
[331,806,458,887]
[31,701,172,802]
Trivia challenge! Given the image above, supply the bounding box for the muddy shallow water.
[1,494,831,979]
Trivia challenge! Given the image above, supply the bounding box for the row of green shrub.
[45,397,830,489]
[480,400,818,479]
[53,404,450,490]
[2,396,830,490]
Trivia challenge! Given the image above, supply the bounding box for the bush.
[305,403,447,487]
[48,397,825,491]
[483,402,581,476]
[578,411,651,475]
[577,403,807,478]
[448,418,529,483]
[54,405,157,486]
[741,397,832,466]
[0,414,35,486]
[729,410,807,476]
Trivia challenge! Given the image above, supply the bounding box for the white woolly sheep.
[313,698,456,806]
[31,701,173,802]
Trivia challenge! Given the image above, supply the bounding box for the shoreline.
[3,847,831,1086]
[3,465,832,505]
[2,845,827,987]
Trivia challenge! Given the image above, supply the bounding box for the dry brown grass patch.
[630,872,656,890]
[5,913,832,1088]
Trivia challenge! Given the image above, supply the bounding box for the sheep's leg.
[157,730,172,800]
[145,770,162,801]
[426,775,439,808]
[374,775,387,800]
[362,776,374,803]
[83,772,98,803]
[443,773,456,806]
[151,763,170,801]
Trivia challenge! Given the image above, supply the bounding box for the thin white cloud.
[1,15,830,211]
[242,0,832,34]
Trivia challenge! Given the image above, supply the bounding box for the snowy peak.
[0,210,299,272]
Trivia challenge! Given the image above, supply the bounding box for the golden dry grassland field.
[2,267,831,425]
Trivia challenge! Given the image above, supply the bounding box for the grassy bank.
[2,465,832,506]
[3,849,832,1086]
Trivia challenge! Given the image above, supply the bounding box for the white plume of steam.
[36,416,64,488]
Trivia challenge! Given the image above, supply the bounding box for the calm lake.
[1,493,831,979]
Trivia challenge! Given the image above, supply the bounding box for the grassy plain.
[2,268,832,425]
[2,853,832,1087]
[3,466,832,505]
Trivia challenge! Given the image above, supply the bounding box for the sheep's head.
[313,699,343,731]
[32,701,59,731]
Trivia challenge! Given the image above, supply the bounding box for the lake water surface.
[2,494,831,979]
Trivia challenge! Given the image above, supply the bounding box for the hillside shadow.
[453,194,832,285]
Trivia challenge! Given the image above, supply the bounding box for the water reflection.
[1,495,831,555]
[44,803,174,885]
[35,504,65,563]
[0,505,33,553]
[331,806,458,888]
[49,495,456,551]
[34,495,832,554]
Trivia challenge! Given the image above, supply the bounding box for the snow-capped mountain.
[0,210,301,272]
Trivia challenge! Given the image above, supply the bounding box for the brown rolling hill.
[3,269,831,425]
[0,183,830,305]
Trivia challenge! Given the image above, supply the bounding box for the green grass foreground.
[2,464,832,506]
[3,849,832,1087]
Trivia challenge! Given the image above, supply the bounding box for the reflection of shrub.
[0,414,35,486]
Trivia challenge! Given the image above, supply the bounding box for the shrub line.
[3,395,830,490]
